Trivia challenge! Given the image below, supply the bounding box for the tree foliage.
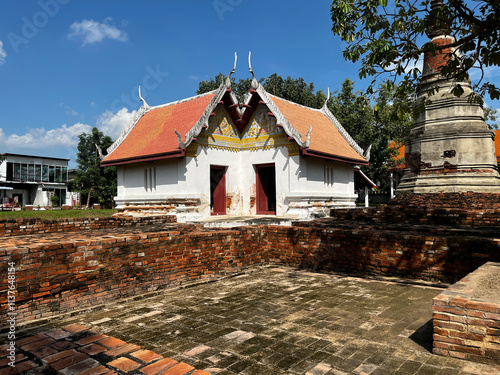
[328,79,412,188]
[484,105,498,130]
[74,127,116,208]
[330,0,500,102]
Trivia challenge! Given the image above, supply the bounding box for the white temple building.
[101,56,369,220]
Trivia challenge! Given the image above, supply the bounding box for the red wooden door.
[256,164,276,215]
[210,166,226,215]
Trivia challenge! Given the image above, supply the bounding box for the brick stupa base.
[390,192,500,210]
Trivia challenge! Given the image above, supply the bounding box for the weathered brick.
[130,349,163,364]
[97,336,127,349]
[140,358,178,375]
[108,357,142,372]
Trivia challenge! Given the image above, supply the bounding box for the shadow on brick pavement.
[2,267,500,375]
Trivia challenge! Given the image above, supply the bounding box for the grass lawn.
[0,209,116,220]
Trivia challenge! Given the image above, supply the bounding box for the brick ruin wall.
[1,211,499,325]
[329,193,500,227]
[432,263,500,364]
[0,216,176,237]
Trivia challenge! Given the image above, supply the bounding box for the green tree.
[74,127,116,208]
[369,82,413,187]
[329,79,413,188]
[484,105,498,130]
[197,73,256,103]
[262,74,326,108]
[328,78,374,150]
[330,0,500,102]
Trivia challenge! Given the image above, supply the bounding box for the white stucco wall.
[115,146,358,219]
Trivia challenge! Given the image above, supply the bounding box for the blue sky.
[0,1,498,168]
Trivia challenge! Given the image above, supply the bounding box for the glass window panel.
[28,164,35,181]
[49,166,55,182]
[55,167,61,183]
[14,164,21,182]
[6,163,13,181]
[62,167,67,183]
[42,165,49,182]
[21,164,28,182]
[35,165,42,182]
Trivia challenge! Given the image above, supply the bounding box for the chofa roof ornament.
[138,86,150,109]
[95,144,105,161]
[248,51,259,90]
[226,52,237,86]
[322,87,331,111]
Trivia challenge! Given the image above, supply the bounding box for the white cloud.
[0,40,6,65]
[96,107,137,139]
[0,123,92,150]
[188,75,200,80]
[59,102,79,116]
[68,18,128,46]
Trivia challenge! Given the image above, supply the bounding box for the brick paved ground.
[2,267,500,374]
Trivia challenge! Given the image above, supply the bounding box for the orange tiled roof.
[103,87,367,166]
[268,95,366,163]
[103,92,215,164]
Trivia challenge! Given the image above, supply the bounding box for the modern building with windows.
[0,153,70,207]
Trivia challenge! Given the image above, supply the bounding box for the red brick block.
[162,362,195,375]
[467,301,500,314]
[97,336,127,349]
[79,343,107,355]
[50,352,90,371]
[0,354,25,367]
[433,320,465,331]
[75,333,108,346]
[433,305,466,316]
[42,349,78,365]
[432,313,450,321]
[433,334,465,346]
[30,345,58,359]
[449,296,467,308]
[45,328,71,340]
[449,330,484,342]
[77,365,110,375]
[58,358,101,375]
[17,333,48,346]
[432,347,448,356]
[51,340,77,350]
[433,327,449,336]
[62,323,89,334]
[467,310,484,318]
[108,357,141,372]
[104,343,141,357]
[484,312,500,321]
[130,349,163,364]
[449,350,467,359]
[21,337,55,351]
[140,358,178,375]
[191,371,213,375]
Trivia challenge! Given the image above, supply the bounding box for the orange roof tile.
[268,95,366,163]
[103,92,216,164]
